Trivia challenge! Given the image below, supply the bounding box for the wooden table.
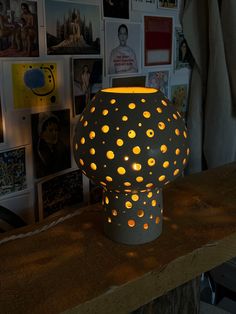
[1,163,236,314]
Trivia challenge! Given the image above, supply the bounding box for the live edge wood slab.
[1,163,236,314]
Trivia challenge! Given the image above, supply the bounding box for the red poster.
[144,16,173,66]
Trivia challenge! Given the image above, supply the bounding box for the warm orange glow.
[101,87,157,94]
[128,219,136,227]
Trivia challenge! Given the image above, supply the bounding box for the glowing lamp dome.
[74,87,189,244]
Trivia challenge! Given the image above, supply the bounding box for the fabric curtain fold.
[182,0,236,173]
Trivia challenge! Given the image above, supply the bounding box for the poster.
[11,62,61,109]
[103,0,129,19]
[0,95,4,144]
[111,75,146,87]
[175,28,192,70]
[38,169,83,220]
[105,21,141,75]
[72,58,103,116]
[144,15,173,66]
[146,70,169,97]
[132,0,156,12]
[0,147,27,197]
[0,0,39,57]
[31,109,71,179]
[158,0,178,9]
[45,0,100,55]
[171,84,188,119]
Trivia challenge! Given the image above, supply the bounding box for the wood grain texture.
[0,162,236,314]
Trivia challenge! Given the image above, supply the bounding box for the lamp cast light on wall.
[73,87,189,245]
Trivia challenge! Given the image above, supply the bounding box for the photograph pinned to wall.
[175,28,193,70]
[0,94,5,145]
[45,0,100,55]
[111,75,146,87]
[158,0,178,9]
[11,61,62,109]
[105,21,141,75]
[131,0,157,12]
[171,84,188,120]
[72,58,103,116]
[31,109,71,179]
[37,169,83,220]
[103,0,129,19]
[144,15,173,66]
[146,70,169,97]
[0,146,27,198]
[0,0,39,57]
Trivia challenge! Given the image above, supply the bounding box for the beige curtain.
[182,0,236,173]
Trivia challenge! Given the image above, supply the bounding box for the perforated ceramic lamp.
[73,87,189,245]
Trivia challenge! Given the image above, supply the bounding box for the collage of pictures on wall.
[0,0,192,227]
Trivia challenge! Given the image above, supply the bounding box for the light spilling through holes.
[143,223,149,230]
[128,103,136,109]
[117,138,124,146]
[80,137,85,144]
[117,167,126,175]
[143,111,151,118]
[128,219,136,227]
[158,122,165,130]
[132,163,142,171]
[128,130,136,138]
[148,158,156,166]
[173,169,180,176]
[176,149,181,156]
[160,144,167,153]
[106,176,113,182]
[102,109,109,116]
[106,150,115,159]
[110,99,116,104]
[131,194,139,201]
[101,125,109,133]
[90,163,97,170]
[125,201,132,209]
[163,161,169,168]
[89,131,96,139]
[137,209,144,217]
[112,209,118,216]
[133,146,141,154]
[90,148,95,155]
[175,129,180,136]
[159,175,165,182]
[136,176,143,182]
[146,129,154,138]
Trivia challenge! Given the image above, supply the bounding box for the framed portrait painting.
[144,15,173,67]
[31,109,71,179]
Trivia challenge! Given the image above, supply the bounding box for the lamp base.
[103,188,163,245]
